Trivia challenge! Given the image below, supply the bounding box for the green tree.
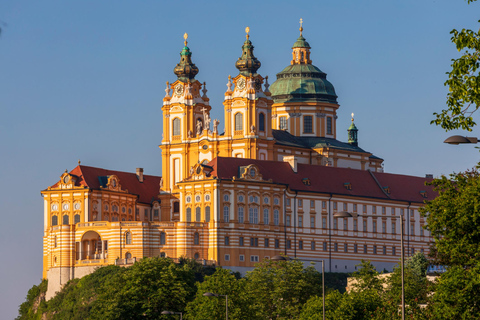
[185,268,254,320]
[432,0,480,131]
[351,260,384,292]
[420,167,480,267]
[16,279,48,320]
[244,258,322,319]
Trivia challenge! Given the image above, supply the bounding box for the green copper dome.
[173,42,199,82]
[235,38,261,76]
[270,64,338,104]
[292,35,310,48]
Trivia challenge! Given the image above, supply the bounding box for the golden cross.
[351,113,355,121]
[299,18,303,35]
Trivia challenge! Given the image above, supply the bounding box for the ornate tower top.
[235,27,261,76]
[348,113,359,146]
[291,18,312,64]
[173,33,199,82]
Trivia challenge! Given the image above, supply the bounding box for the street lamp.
[203,292,228,320]
[270,256,325,320]
[161,310,183,320]
[444,135,478,144]
[334,211,405,320]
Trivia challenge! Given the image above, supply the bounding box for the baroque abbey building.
[42,26,434,299]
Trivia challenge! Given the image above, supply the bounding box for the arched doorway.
[77,231,107,261]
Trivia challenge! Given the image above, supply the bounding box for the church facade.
[41,26,434,299]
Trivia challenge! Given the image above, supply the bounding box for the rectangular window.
[411,247,415,255]
[239,255,245,262]
[298,216,303,228]
[392,222,396,234]
[333,202,337,210]
[298,199,303,207]
[322,201,326,209]
[382,207,386,214]
[310,216,315,228]
[372,206,376,214]
[334,243,338,252]
[327,117,332,134]
[250,238,258,247]
[286,198,291,206]
[274,210,280,226]
[239,237,244,246]
[420,227,424,236]
[343,219,347,230]
[304,115,313,133]
[225,254,230,261]
[279,116,287,130]
[265,238,269,247]
[250,255,259,262]
[286,215,291,227]
[353,219,357,231]
[311,241,315,251]
[225,236,230,245]
[322,217,327,229]
[286,240,291,249]
[323,242,327,251]
[382,222,386,233]
[333,218,337,229]
[238,207,244,223]
[299,240,303,250]
[343,203,347,211]
[391,208,395,215]
[344,243,348,252]
[154,209,159,217]
[223,206,230,222]
[275,239,280,248]
[144,208,149,219]
[392,246,396,256]
[411,223,415,235]
[310,200,315,208]
[363,220,367,232]
[373,221,377,232]
[373,245,377,254]
[353,204,357,212]
[354,244,358,253]
[263,208,269,225]
[383,246,387,255]
[364,244,367,253]
[363,205,367,213]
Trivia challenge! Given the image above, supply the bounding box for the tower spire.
[348,113,358,146]
[291,19,312,65]
[173,33,199,82]
[235,26,261,76]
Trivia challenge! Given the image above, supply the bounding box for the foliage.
[432,1,480,131]
[16,279,48,320]
[185,268,254,320]
[428,263,480,319]
[351,260,384,292]
[244,258,322,319]
[420,167,480,267]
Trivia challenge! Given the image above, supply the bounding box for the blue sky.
[1,0,479,318]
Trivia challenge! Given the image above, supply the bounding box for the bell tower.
[161,33,211,193]
[223,27,274,160]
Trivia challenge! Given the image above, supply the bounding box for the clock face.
[51,204,58,211]
[63,175,70,184]
[254,78,262,91]
[63,203,69,211]
[74,203,81,210]
[236,78,246,90]
[175,84,184,96]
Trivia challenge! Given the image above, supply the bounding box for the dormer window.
[344,182,352,190]
[250,168,256,178]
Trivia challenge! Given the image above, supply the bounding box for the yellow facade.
[42,27,433,299]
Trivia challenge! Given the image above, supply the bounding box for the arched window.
[249,207,259,224]
[74,214,80,224]
[274,209,280,226]
[125,232,132,245]
[160,232,166,245]
[304,115,313,133]
[194,252,200,260]
[205,206,211,222]
[62,214,69,225]
[259,113,265,132]
[125,252,131,259]
[173,202,180,213]
[196,207,201,222]
[172,118,181,136]
[263,208,269,225]
[194,232,200,245]
[186,208,191,222]
[235,112,243,131]
[238,207,244,223]
[223,206,230,222]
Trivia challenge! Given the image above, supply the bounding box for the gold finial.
[78,159,81,165]
[228,75,231,80]
[183,32,188,46]
[245,26,250,40]
[299,18,303,36]
[351,112,355,122]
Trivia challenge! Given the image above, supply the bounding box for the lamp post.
[444,135,478,144]
[271,256,325,320]
[203,292,228,320]
[334,211,405,320]
[161,310,183,320]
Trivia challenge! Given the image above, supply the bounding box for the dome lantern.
[235,27,261,76]
[173,33,199,82]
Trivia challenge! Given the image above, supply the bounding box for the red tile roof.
[207,157,435,203]
[49,165,161,204]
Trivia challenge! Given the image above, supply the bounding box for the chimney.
[425,174,433,179]
[283,156,297,173]
[136,168,144,182]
